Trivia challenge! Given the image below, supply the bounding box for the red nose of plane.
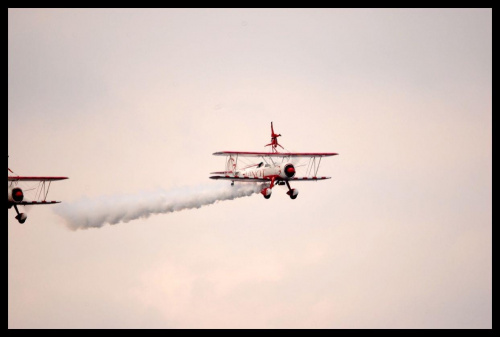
[12,188,24,202]
[284,164,296,178]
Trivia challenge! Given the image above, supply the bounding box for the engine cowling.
[8,186,24,203]
[279,163,296,179]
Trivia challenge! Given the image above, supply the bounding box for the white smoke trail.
[54,182,263,230]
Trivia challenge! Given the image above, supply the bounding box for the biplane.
[210,122,338,199]
[8,166,68,224]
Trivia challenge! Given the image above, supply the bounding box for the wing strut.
[35,180,53,201]
[305,156,323,178]
[225,154,238,173]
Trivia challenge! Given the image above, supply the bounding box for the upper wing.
[8,176,68,181]
[213,151,338,158]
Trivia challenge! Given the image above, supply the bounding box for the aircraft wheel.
[264,194,271,199]
[15,213,27,224]
[290,194,297,200]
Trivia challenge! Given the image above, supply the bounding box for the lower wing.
[14,201,61,205]
[210,176,331,182]
[210,176,269,182]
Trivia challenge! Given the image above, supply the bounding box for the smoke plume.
[54,182,263,230]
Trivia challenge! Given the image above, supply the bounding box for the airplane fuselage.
[234,162,296,181]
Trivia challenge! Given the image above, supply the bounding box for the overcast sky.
[8,8,491,328]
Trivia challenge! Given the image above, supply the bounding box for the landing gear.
[13,205,27,224]
[261,187,272,199]
[260,180,299,200]
[261,177,276,199]
[285,181,299,200]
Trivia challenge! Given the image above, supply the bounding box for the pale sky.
[8,8,491,328]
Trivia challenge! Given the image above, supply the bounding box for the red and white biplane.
[8,166,68,224]
[210,122,338,199]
